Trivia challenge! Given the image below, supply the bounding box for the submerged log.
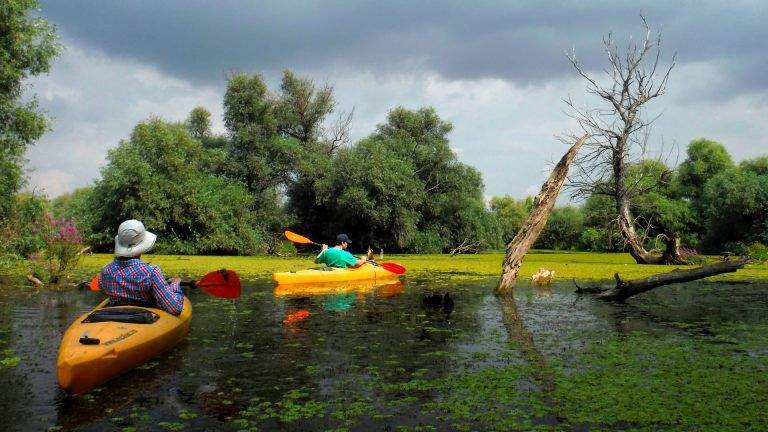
[496,135,587,294]
[574,257,751,301]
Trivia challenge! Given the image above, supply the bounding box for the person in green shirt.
[315,234,368,268]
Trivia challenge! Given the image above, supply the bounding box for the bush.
[746,242,768,262]
[28,215,84,283]
[408,229,446,254]
[0,194,48,259]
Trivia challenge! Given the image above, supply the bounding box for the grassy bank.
[59,251,768,283]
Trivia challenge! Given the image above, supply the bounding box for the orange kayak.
[57,297,191,395]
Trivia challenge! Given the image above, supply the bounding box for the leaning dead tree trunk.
[574,257,750,301]
[496,135,587,294]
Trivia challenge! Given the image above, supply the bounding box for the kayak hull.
[273,263,399,285]
[57,297,191,395]
[274,279,404,297]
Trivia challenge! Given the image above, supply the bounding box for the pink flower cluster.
[44,214,83,244]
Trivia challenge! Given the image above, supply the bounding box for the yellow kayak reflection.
[274,279,405,299]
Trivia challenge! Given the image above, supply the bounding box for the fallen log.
[496,135,587,294]
[574,257,751,301]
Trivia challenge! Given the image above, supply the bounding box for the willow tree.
[566,17,683,264]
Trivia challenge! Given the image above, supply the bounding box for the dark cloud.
[39,1,768,95]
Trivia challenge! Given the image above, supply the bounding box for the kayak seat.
[82,307,160,324]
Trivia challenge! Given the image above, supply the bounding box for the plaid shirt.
[99,258,184,315]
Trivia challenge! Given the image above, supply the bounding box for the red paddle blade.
[196,269,241,299]
[379,261,406,275]
[89,275,100,292]
[284,230,315,245]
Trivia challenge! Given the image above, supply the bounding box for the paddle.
[86,269,241,299]
[283,230,406,275]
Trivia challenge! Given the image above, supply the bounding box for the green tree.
[677,138,734,200]
[490,195,530,243]
[581,194,624,252]
[535,206,585,250]
[51,186,95,239]
[275,70,335,151]
[186,106,211,140]
[701,168,768,251]
[87,119,265,254]
[627,160,696,249]
[223,73,293,191]
[314,137,425,251]
[740,156,768,176]
[0,0,59,219]
[370,107,498,252]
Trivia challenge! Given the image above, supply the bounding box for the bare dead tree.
[566,15,683,264]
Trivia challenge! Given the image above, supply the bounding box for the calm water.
[0,275,766,431]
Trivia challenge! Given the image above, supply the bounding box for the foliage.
[489,195,531,244]
[581,194,624,252]
[0,193,47,260]
[677,138,734,201]
[275,69,335,151]
[29,214,84,283]
[312,137,425,251]
[185,106,211,141]
[535,206,584,250]
[0,0,59,219]
[700,168,768,251]
[746,242,768,261]
[50,186,95,239]
[86,119,266,254]
[740,156,768,176]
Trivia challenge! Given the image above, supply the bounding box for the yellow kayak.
[57,297,192,395]
[274,279,405,297]
[273,263,400,285]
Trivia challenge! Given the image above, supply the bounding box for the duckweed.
[68,251,768,283]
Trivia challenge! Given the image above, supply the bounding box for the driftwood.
[450,238,482,256]
[496,135,587,294]
[574,257,751,301]
[26,274,44,288]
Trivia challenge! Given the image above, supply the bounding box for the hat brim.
[114,231,157,257]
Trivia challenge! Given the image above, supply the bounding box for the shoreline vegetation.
[2,251,766,285]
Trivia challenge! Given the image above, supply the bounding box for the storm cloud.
[40,1,768,95]
[24,1,768,198]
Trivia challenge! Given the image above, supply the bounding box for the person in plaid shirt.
[99,220,184,315]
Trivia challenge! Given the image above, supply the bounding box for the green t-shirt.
[315,247,358,268]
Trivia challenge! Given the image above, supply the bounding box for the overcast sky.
[25,0,768,199]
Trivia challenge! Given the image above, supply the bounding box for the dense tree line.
[46,72,501,255]
[492,139,768,255]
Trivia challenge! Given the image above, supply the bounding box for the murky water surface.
[0,275,766,431]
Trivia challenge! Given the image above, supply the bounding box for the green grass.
[62,251,768,283]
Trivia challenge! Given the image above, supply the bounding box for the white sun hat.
[114,219,157,257]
